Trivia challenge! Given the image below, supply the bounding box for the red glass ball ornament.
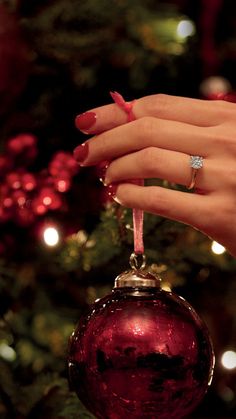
[54,176,71,193]
[6,172,21,190]
[32,197,47,215]
[21,173,37,192]
[12,189,27,207]
[20,134,37,149]
[68,269,214,419]
[0,204,12,222]
[7,136,25,155]
[38,187,62,210]
[65,155,80,176]
[16,207,35,227]
[49,159,62,177]
[0,155,13,176]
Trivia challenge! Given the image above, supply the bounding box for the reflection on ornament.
[68,269,214,419]
[221,350,236,370]
[211,241,226,255]
[43,226,60,247]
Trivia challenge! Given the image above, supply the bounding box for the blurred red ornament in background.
[21,173,37,191]
[7,134,38,164]
[68,270,214,419]
[0,132,79,230]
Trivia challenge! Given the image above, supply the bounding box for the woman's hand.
[74,93,236,257]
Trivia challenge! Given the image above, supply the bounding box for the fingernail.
[75,112,97,133]
[97,161,110,186]
[73,142,89,166]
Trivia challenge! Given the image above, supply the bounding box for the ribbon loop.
[110,91,144,257]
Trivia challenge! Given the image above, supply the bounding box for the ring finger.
[105,147,215,191]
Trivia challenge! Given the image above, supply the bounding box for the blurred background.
[0,0,236,418]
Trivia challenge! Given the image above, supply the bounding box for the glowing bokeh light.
[221,350,236,370]
[0,342,16,362]
[177,19,195,38]
[211,241,226,255]
[43,226,60,246]
[43,196,52,206]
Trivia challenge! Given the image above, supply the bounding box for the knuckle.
[225,166,236,187]
[210,161,236,188]
[139,147,159,172]
[224,136,236,155]
[98,132,112,154]
[148,94,170,117]
[214,100,236,120]
[147,187,169,215]
[136,116,157,140]
[211,127,236,155]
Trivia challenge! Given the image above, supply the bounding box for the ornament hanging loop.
[129,252,146,271]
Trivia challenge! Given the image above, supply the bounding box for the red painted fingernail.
[75,112,97,133]
[73,142,89,165]
[97,161,110,185]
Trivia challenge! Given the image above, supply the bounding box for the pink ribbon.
[110,91,144,255]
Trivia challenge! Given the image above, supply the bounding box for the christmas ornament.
[68,93,215,418]
[68,264,214,419]
[0,135,79,228]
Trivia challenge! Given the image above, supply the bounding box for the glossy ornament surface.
[68,269,214,419]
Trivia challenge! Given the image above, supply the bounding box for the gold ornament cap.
[114,268,161,288]
[114,252,161,288]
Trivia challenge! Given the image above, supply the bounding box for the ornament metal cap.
[114,268,161,289]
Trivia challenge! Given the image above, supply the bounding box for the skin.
[75,93,236,258]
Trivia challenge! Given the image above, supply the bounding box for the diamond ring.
[187,156,203,190]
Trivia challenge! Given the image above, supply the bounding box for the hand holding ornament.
[71,93,216,419]
[74,93,236,258]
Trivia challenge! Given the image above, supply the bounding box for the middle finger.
[75,117,213,166]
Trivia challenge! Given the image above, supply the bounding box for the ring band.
[188,156,203,190]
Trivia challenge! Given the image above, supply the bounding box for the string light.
[43,226,60,247]
[176,19,195,39]
[221,350,236,370]
[219,386,235,403]
[0,342,16,362]
[211,241,226,255]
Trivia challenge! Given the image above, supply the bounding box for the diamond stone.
[190,156,203,169]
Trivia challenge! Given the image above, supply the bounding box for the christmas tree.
[0,0,236,418]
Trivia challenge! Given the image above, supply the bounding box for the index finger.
[75,93,232,134]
